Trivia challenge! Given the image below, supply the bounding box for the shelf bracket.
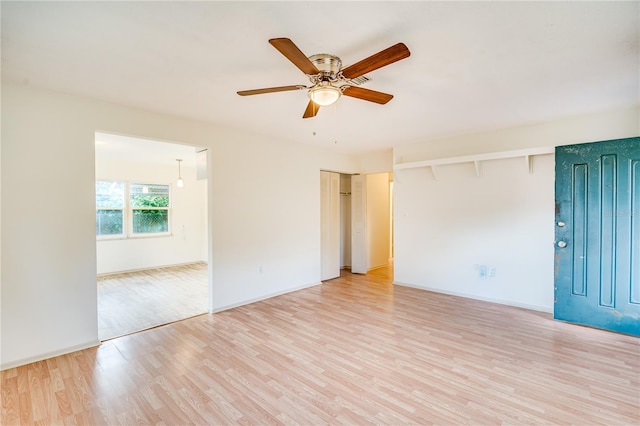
[474,160,482,177]
[430,165,439,180]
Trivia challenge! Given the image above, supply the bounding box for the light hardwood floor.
[98,263,208,340]
[3,267,639,425]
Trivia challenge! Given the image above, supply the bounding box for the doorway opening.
[321,171,393,281]
[95,132,209,340]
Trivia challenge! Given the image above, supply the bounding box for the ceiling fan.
[237,38,411,118]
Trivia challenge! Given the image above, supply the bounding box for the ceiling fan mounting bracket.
[308,54,342,76]
[307,54,348,89]
[307,56,364,94]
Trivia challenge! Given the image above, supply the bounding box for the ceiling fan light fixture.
[308,83,341,106]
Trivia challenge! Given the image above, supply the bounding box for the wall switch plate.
[478,265,487,280]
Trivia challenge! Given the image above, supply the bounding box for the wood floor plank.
[3,267,639,425]
[1,377,20,425]
[98,262,208,340]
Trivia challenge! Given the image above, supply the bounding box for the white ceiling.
[2,1,639,157]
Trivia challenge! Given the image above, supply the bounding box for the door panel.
[320,171,340,281]
[351,175,367,274]
[632,159,640,304]
[555,137,640,335]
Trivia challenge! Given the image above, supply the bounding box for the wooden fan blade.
[303,100,319,118]
[342,86,394,104]
[237,85,306,96]
[269,38,320,75]
[341,43,410,79]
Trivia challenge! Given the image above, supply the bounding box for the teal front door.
[555,137,640,336]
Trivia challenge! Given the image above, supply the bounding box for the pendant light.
[176,159,184,188]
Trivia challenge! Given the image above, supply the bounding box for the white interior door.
[351,174,367,274]
[321,171,340,281]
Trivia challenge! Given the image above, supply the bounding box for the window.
[96,181,125,237]
[130,183,170,235]
[96,181,171,238]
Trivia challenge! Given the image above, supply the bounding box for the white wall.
[393,106,639,311]
[95,158,207,274]
[366,173,391,270]
[395,106,640,163]
[394,156,555,310]
[357,148,393,174]
[1,83,357,369]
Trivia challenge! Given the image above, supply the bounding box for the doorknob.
[557,241,567,248]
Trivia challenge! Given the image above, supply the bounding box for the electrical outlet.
[488,266,496,278]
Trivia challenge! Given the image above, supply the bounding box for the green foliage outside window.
[130,183,170,234]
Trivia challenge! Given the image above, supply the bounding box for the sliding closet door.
[351,174,367,274]
[321,171,340,281]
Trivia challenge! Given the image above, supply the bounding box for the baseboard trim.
[210,281,322,314]
[393,281,553,313]
[367,263,389,272]
[1,339,101,371]
[97,261,207,277]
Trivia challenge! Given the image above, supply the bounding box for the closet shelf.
[393,146,554,177]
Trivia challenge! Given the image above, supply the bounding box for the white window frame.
[128,182,172,238]
[96,180,126,240]
[96,180,173,240]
